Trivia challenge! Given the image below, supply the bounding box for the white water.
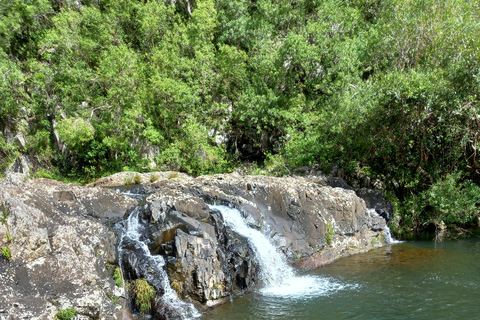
[118,207,201,319]
[384,226,404,244]
[210,205,349,298]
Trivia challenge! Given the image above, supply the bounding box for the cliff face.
[0,172,388,319]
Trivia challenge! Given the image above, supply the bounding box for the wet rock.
[356,188,394,221]
[181,174,388,265]
[116,172,388,310]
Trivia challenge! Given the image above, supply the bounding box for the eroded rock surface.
[115,172,389,311]
[0,173,135,320]
[0,171,390,319]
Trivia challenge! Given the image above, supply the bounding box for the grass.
[167,171,179,179]
[149,173,160,182]
[1,247,11,260]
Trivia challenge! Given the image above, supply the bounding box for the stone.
[13,134,26,149]
[0,176,134,320]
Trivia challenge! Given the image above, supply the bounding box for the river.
[204,232,480,320]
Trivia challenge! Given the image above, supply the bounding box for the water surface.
[204,236,480,320]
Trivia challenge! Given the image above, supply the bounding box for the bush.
[424,173,480,226]
[56,118,95,151]
[131,279,156,315]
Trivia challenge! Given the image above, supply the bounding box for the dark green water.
[204,236,480,320]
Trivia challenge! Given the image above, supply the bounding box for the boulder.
[0,174,135,320]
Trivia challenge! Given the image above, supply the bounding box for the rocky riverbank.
[0,171,391,319]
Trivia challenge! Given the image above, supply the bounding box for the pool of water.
[204,235,480,320]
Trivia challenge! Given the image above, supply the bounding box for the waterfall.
[118,207,201,319]
[384,226,403,244]
[210,205,347,298]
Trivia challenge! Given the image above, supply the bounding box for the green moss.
[170,281,182,296]
[325,223,334,246]
[55,308,77,320]
[131,279,156,315]
[113,267,123,287]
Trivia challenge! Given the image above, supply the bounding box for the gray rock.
[356,188,394,221]
[117,172,388,310]
[0,177,134,320]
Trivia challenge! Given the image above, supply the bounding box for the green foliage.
[157,118,230,175]
[264,153,290,177]
[131,278,156,315]
[325,223,334,246]
[1,247,11,261]
[55,308,77,320]
[113,267,123,287]
[106,291,118,304]
[56,118,95,151]
[424,173,480,225]
[0,208,7,226]
[0,0,479,231]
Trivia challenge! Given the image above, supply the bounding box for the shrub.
[56,118,95,151]
[424,172,480,225]
[56,308,77,320]
[131,279,156,315]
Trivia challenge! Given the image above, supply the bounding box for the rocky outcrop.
[115,172,389,311]
[0,173,135,320]
[0,171,391,319]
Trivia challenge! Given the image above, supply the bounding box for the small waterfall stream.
[210,205,347,298]
[384,226,404,244]
[118,206,201,319]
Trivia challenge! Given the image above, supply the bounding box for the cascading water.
[209,205,348,298]
[383,226,403,244]
[118,206,201,319]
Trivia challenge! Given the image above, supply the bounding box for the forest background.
[1,0,480,235]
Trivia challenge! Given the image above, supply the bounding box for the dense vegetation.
[1,0,480,234]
